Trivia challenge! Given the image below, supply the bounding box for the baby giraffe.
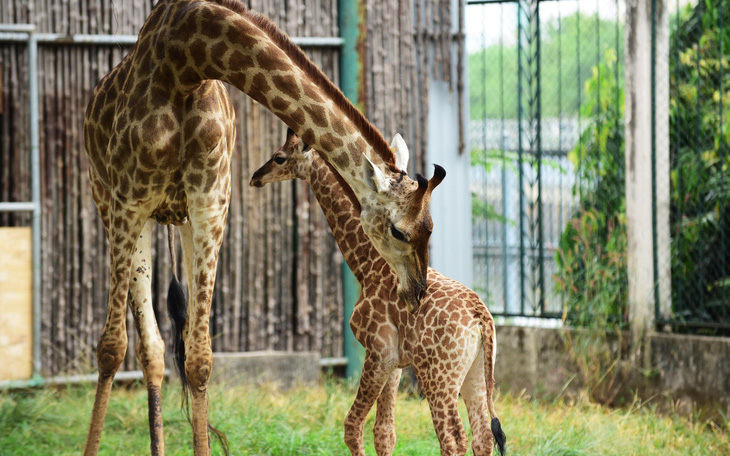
[250,129,507,456]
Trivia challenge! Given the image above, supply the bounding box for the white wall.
[427,79,473,288]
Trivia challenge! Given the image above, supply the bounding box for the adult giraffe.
[82,0,443,454]
[250,129,507,456]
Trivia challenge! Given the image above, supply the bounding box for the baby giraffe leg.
[128,219,166,455]
[426,392,469,456]
[416,363,470,456]
[373,369,402,456]
[460,351,494,456]
[344,354,395,456]
[84,210,147,456]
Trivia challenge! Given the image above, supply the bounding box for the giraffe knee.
[137,337,166,385]
[96,332,128,377]
[437,424,469,456]
[343,411,365,450]
[373,422,396,454]
[185,356,213,391]
[472,434,495,456]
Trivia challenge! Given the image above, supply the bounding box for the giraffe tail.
[166,225,189,391]
[481,311,506,456]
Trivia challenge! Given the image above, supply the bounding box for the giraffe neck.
[300,152,385,285]
[150,0,397,191]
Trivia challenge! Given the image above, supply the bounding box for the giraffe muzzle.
[398,278,427,313]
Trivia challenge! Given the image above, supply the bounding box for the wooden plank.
[0,227,33,381]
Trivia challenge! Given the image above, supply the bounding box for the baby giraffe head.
[251,128,445,312]
[249,128,312,186]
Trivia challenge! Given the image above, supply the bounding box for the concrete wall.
[495,325,730,417]
[210,351,321,390]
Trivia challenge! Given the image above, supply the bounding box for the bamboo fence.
[0,0,463,376]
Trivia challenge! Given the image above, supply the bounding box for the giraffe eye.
[273,156,286,165]
[390,224,406,242]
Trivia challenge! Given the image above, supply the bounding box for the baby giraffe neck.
[303,156,383,285]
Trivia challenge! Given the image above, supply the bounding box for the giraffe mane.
[206,0,398,171]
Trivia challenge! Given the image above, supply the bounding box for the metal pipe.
[0,202,36,212]
[319,357,348,367]
[338,0,365,379]
[1,29,343,47]
[0,32,33,42]
[0,370,171,390]
[290,36,344,47]
[29,30,42,378]
[0,24,36,32]
[34,33,138,45]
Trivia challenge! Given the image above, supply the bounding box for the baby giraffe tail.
[481,312,506,455]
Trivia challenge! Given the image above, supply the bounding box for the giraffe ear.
[390,133,409,172]
[362,153,391,193]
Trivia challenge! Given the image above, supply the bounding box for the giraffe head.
[251,128,446,312]
[250,128,313,186]
[359,134,446,311]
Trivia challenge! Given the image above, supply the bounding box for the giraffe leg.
[129,219,166,456]
[460,349,494,456]
[373,368,401,456]
[425,391,469,456]
[344,354,396,456]
[183,214,227,456]
[415,363,469,456]
[84,208,147,456]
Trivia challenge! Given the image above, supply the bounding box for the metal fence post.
[338,0,365,379]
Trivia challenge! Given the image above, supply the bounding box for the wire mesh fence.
[664,0,730,333]
[468,0,626,321]
[469,0,730,334]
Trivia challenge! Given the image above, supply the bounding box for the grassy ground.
[1,379,728,455]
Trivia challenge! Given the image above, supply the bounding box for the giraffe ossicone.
[250,129,506,456]
[390,133,410,172]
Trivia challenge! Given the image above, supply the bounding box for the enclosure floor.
[1,380,727,455]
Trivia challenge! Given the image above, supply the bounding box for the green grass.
[1,380,728,455]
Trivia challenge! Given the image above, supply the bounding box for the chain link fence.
[664,0,730,333]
